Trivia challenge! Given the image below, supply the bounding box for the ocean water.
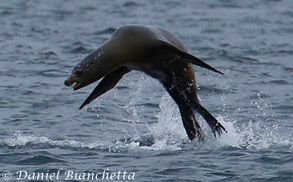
[0,0,292,181]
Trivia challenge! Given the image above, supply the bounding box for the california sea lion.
[65,25,227,141]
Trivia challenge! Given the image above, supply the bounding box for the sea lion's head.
[64,33,152,90]
[64,42,122,90]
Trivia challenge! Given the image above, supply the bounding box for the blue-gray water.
[1,0,292,181]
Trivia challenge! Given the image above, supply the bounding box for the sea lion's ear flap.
[157,39,224,75]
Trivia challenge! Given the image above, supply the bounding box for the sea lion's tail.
[193,104,227,138]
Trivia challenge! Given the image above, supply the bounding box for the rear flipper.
[195,104,227,138]
[179,106,204,141]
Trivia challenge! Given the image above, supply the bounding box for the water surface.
[0,0,292,181]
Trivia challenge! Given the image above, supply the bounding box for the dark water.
[1,0,293,181]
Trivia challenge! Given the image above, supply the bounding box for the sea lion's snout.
[64,75,87,90]
[64,77,74,86]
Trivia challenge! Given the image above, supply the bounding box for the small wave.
[94,27,116,35]
[197,85,229,95]
[202,29,223,34]
[123,1,142,7]
[38,69,65,77]
[272,105,293,114]
[17,155,66,165]
[281,10,293,18]
[2,132,103,151]
[40,51,57,57]
[268,79,290,85]
[70,46,93,54]
[0,10,13,15]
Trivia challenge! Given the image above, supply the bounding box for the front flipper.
[79,67,130,110]
[158,39,224,75]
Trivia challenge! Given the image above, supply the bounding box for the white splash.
[138,91,292,151]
